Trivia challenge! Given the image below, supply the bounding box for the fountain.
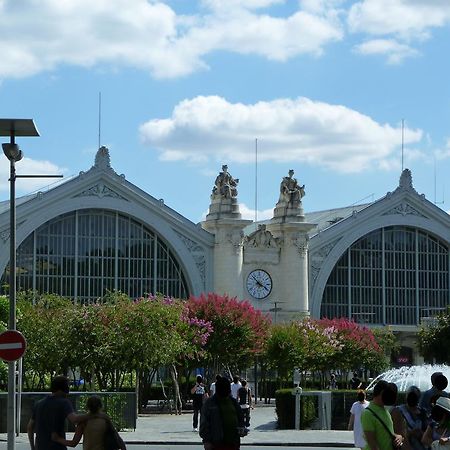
[366,364,450,392]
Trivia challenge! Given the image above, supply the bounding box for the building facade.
[1,148,449,363]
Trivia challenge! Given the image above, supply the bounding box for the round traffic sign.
[0,330,27,362]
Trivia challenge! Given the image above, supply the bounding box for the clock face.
[246,269,272,299]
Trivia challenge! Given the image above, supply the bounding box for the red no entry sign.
[0,330,27,362]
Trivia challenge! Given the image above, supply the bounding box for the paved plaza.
[1,404,354,448]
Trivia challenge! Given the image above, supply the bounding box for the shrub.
[275,389,316,429]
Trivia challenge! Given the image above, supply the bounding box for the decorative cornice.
[74,183,128,201]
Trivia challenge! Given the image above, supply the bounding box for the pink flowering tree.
[318,318,390,375]
[186,293,271,375]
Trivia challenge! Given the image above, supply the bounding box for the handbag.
[431,441,449,450]
[431,427,449,450]
[104,417,123,450]
[367,407,403,450]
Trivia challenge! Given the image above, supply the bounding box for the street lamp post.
[1,119,39,450]
[1,119,62,449]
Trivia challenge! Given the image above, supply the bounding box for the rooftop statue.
[278,169,305,208]
[212,164,239,200]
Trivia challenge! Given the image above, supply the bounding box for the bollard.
[292,386,302,430]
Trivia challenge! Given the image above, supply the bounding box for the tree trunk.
[170,364,182,414]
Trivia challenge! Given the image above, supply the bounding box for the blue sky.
[1,0,450,223]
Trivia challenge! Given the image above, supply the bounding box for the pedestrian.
[390,386,427,450]
[237,380,253,430]
[419,372,448,418]
[52,395,126,450]
[191,374,207,432]
[27,375,87,450]
[421,396,450,448]
[328,373,338,390]
[351,372,363,390]
[348,389,369,450]
[231,375,242,400]
[361,380,404,450]
[200,376,246,450]
[210,374,221,397]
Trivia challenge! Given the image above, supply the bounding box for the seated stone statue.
[212,164,239,200]
[278,169,305,207]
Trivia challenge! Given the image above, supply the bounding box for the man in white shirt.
[231,375,242,400]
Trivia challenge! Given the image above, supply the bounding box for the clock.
[246,269,272,299]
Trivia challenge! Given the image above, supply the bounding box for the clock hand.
[252,275,263,286]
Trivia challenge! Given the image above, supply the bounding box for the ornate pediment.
[244,225,280,249]
[383,202,427,218]
[74,183,128,201]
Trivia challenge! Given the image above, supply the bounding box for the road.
[4,445,354,450]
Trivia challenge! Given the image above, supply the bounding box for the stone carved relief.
[244,225,280,249]
[0,228,9,243]
[243,225,280,265]
[309,237,342,288]
[174,231,206,288]
[74,183,128,200]
[95,146,113,170]
[383,203,427,218]
[225,229,245,254]
[291,233,308,255]
[397,168,414,191]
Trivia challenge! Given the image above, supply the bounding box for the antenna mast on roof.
[255,138,258,223]
[401,118,404,171]
[434,155,445,205]
[98,92,102,149]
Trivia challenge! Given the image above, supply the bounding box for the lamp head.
[2,143,23,162]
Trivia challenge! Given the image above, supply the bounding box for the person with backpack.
[237,380,253,430]
[191,375,207,432]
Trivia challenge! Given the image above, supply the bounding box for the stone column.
[203,218,252,298]
[267,222,316,319]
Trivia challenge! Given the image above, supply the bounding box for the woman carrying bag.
[52,395,126,450]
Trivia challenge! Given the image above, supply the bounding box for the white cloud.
[0,0,343,80]
[139,95,423,173]
[0,156,67,194]
[348,0,450,63]
[354,39,419,64]
[239,203,274,221]
[348,0,450,38]
[201,203,273,221]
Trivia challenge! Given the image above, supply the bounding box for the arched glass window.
[321,226,450,325]
[1,209,189,302]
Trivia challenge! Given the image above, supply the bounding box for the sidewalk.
[1,405,354,447]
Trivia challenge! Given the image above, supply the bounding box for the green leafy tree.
[418,307,450,363]
[265,318,342,384]
[17,293,75,389]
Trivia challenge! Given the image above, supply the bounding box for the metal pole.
[7,133,17,450]
[17,357,23,436]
